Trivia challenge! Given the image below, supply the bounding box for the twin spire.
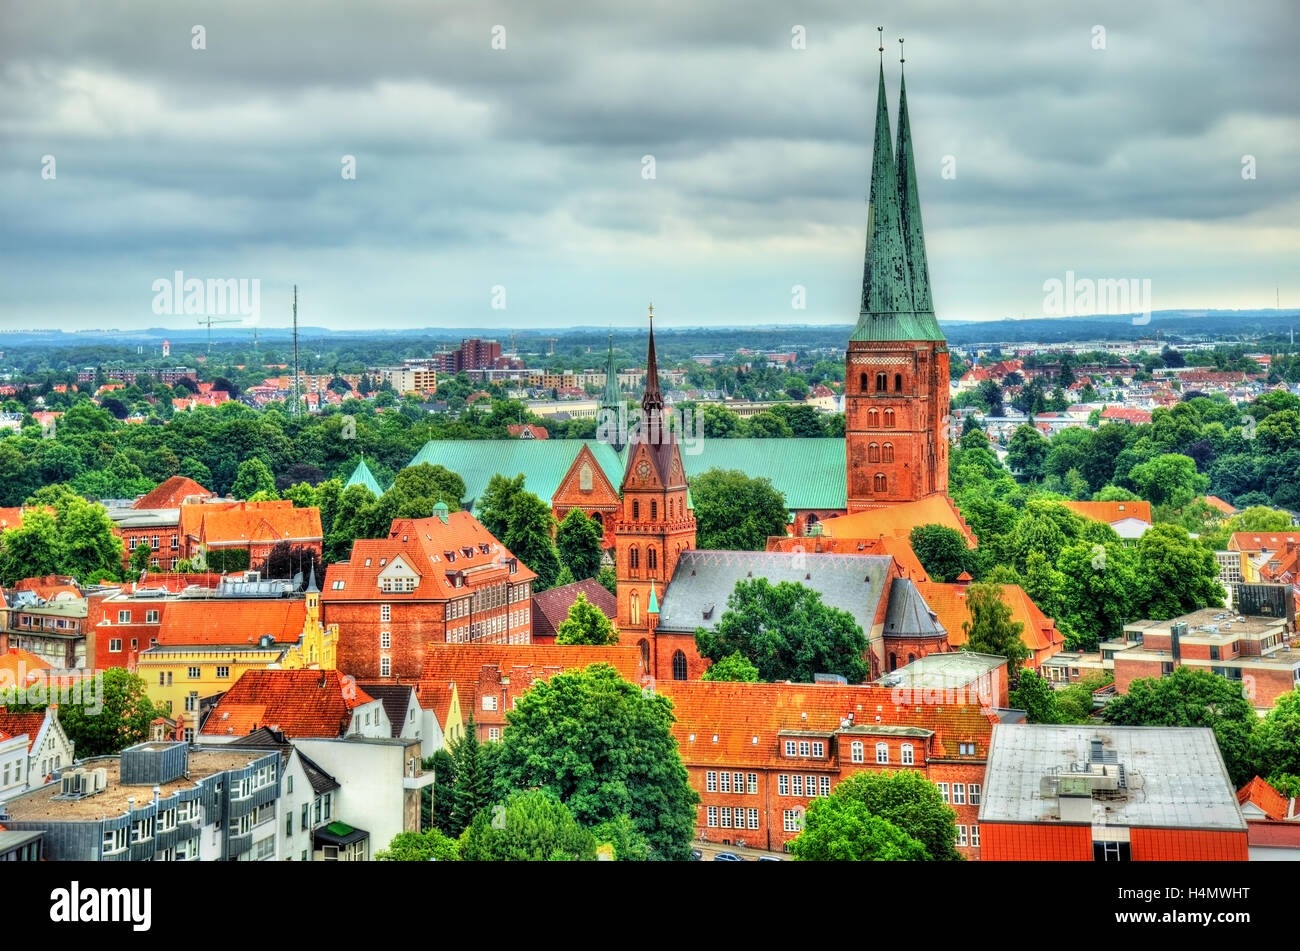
[852,31,943,343]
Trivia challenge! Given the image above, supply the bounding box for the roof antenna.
[877,26,884,64]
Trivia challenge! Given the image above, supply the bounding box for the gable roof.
[356,683,417,737]
[155,598,307,646]
[344,459,385,497]
[322,510,536,603]
[1062,500,1153,525]
[820,496,977,546]
[1229,532,1300,553]
[655,550,895,639]
[416,644,645,703]
[0,648,51,688]
[0,710,50,752]
[917,581,1062,653]
[200,669,374,738]
[766,534,929,581]
[1237,776,1291,821]
[134,476,213,510]
[530,579,618,639]
[179,500,322,547]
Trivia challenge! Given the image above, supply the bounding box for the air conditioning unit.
[60,771,82,796]
[78,772,94,796]
[93,768,109,792]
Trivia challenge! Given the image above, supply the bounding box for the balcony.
[402,772,436,790]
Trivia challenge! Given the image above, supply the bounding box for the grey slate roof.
[357,683,416,738]
[655,550,895,635]
[882,577,946,639]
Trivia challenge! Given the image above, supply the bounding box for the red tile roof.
[1100,406,1152,424]
[1062,500,1153,525]
[1237,776,1290,821]
[917,581,1062,653]
[1229,532,1300,553]
[180,500,322,548]
[820,496,977,546]
[1202,495,1238,516]
[323,511,535,603]
[530,579,617,639]
[506,424,549,439]
[0,710,49,752]
[0,648,51,689]
[766,535,927,582]
[200,669,373,738]
[654,680,998,768]
[134,476,213,510]
[155,598,307,646]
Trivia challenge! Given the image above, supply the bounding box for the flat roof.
[3,748,269,821]
[980,724,1246,832]
[1116,646,1300,670]
[878,651,1005,689]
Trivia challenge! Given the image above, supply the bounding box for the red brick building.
[322,506,536,682]
[179,499,323,567]
[978,725,1249,861]
[1237,776,1300,859]
[655,678,997,857]
[199,669,383,741]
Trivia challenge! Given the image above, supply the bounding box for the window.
[285,814,293,838]
[811,742,824,757]
[970,825,980,847]
[784,741,797,757]
[882,442,894,463]
[937,782,950,803]
[851,741,864,763]
[187,666,200,679]
[859,372,868,391]
[132,817,155,844]
[184,692,198,713]
[706,771,717,792]
[216,666,230,678]
[901,743,914,765]
[110,639,122,653]
[171,534,178,548]
[487,726,501,741]
[958,742,976,756]
[380,657,391,677]
[798,741,810,757]
[672,650,687,681]
[650,500,658,520]
[118,610,131,623]
[151,535,160,550]
[748,808,759,830]
[874,473,887,492]
[632,500,640,521]
[778,774,789,796]
[953,783,966,805]
[301,804,310,831]
[132,639,139,650]
[380,631,391,649]
[894,373,903,392]
[103,827,128,854]
[883,408,895,428]
[720,807,731,828]
[380,604,391,623]
[483,695,497,711]
[969,784,981,805]
[707,806,718,828]
[876,743,889,764]
[876,372,887,392]
[733,772,744,793]
[957,825,968,848]
[792,775,803,797]
[629,547,639,570]
[868,442,880,463]
[719,772,730,793]
[159,672,166,686]
[818,776,831,797]
[647,547,657,570]
[286,775,293,794]
[746,773,757,795]
[146,610,159,624]
[783,810,801,833]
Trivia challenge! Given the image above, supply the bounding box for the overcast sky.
[1,0,1296,332]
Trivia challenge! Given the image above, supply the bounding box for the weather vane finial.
[648,301,654,321]
[899,37,905,66]
[877,26,884,62]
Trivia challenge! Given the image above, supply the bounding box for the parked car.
[713,851,745,861]
[756,855,782,861]
[689,849,702,861]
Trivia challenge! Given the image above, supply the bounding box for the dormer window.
[444,551,455,563]
[461,547,474,559]
[478,543,490,555]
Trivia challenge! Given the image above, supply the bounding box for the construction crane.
[543,337,558,356]
[196,315,243,355]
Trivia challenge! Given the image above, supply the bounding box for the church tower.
[615,306,696,679]
[845,50,951,512]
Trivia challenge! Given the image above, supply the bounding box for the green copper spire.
[850,62,919,342]
[647,579,659,614]
[600,333,621,411]
[896,61,945,342]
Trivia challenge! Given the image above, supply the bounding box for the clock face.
[636,461,652,480]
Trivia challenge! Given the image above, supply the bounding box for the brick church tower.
[845,59,951,512]
[615,306,697,679]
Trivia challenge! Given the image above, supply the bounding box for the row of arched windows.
[866,442,894,463]
[865,407,897,428]
[626,546,659,571]
[630,498,685,521]
[860,371,904,393]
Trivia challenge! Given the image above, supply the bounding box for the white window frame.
[953,783,966,805]
[937,782,950,803]
[901,743,914,766]
[706,771,717,793]
[876,742,889,764]
[969,783,982,805]
[850,741,864,764]
[706,806,718,828]
[380,657,391,677]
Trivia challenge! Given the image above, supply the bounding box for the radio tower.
[292,285,300,417]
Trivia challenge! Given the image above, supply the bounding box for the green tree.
[449,715,491,836]
[1126,453,1208,509]
[555,592,617,646]
[58,668,158,757]
[426,749,457,836]
[908,524,974,582]
[502,491,562,590]
[689,468,789,551]
[1057,541,1137,650]
[0,508,62,583]
[791,800,927,861]
[1133,523,1224,619]
[1008,669,1064,724]
[556,508,603,581]
[961,583,1030,671]
[388,463,465,515]
[129,541,152,576]
[0,488,123,585]
[590,814,651,861]
[1251,689,1300,782]
[695,578,868,683]
[792,770,958,861]
[596,564,617,596]
[699,651,760,683]
[493,663,698,860]
[1007,424,1049,481]
[1103,667,1256,786]
[376,828,461,861]
[477,473,526,540]
[1227,505,1292,533]
[230,457,276,499]
[458,790,597,861]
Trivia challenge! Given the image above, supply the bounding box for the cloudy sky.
[1,0,1297,332]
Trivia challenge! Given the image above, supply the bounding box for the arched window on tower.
[630,546,640,571]
[884,408,895,428]
[874,472,887,492]
[672,650,687,681]
[637,638,650,671]
[859,372,868,392]
[648,547,657,570]
[868,442,880,463]
[632,500,640,521]
[876,372,887,392]
[631,590,640,626]
[868,408,880,427]
[889,652,898,672]
[650,500,657,520]
[882,442,894,463]
[895,372,903,392]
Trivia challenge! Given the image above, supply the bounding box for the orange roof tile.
[1062,500,1153,525]
[766,535,927,581]
[323,511,535,603]
[1229,532,1300,553]
[0,709,49,752]
[1237,776,1291,821]
[180,500,322,548]
[200,669,373,738]
[155,598,307,646]
[0,648,51,689]
[917,581,1062,653]
[417,643,643,689]
[1202,495,1238,516]
[820,496,977,546]
[134,476,213,510]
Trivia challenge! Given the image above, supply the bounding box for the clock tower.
[614,306,697,680]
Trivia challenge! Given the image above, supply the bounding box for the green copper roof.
[895,70,945,342]
[344,458,385,496]
[600,334,621,411]
[404,437,848,512]
[647,579,659,614]
[850,64,916,343]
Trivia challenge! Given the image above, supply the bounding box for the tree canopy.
[791,770,959,861]
[688,468,789,550]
